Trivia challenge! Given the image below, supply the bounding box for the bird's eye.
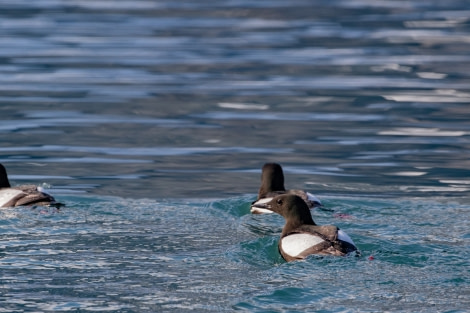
[276,198,283,205]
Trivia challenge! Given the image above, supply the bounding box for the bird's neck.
[259,179,285,197]
[282,214,316,236]
[0,177,10,188]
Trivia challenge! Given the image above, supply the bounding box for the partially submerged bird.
[251,163,322,214]
[252,194,357,262]
[0,163,59,208]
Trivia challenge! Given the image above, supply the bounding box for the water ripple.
[194,111,386,121]
[0,145,292,157]
[1,0,470,311]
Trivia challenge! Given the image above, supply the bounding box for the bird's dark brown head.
[258,163,285,197]
[253,194,315,226]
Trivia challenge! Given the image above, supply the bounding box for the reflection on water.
[1,0,470,199]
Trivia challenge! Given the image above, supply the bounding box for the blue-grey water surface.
[1,0,469,312]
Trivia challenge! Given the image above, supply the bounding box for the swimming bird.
[0,163,59,208]
[250,163,322,214]
[252,194,357,261]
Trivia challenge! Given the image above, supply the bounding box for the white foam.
[36,186,52,196]
[281,233,325,257]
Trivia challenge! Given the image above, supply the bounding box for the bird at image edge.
[0,163,60,208]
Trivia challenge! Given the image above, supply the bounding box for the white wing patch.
[281,233,325,257]
[306,192,321,205]
[0,189,23,208]
[338,229,355,246]
[250,197,274,214]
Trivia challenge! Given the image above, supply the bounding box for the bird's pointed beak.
[252,202,272,209]
[250,199,274,214]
